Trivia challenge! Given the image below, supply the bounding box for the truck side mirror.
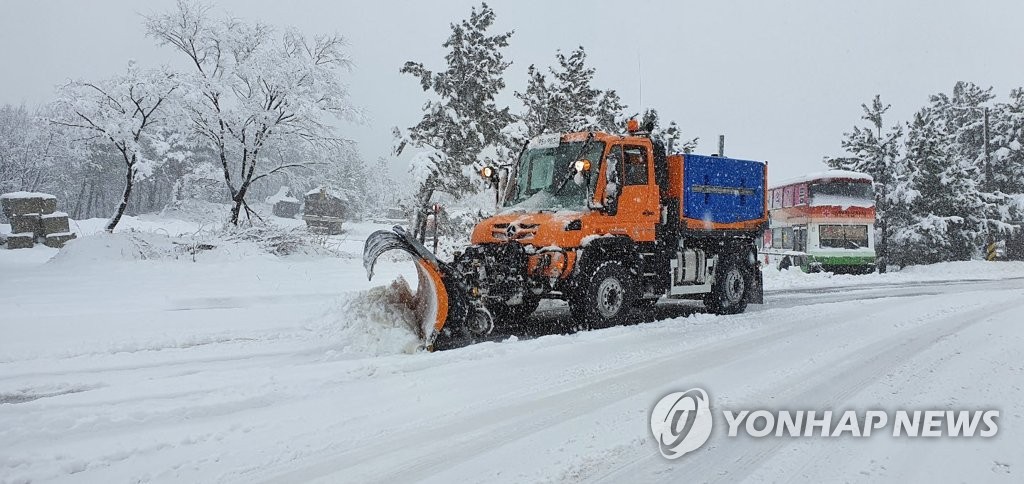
[603,154,621,216]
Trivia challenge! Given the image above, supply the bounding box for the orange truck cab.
[454,127,768,329]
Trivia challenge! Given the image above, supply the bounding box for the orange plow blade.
[363,226,471,350]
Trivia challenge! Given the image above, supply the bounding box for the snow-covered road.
[1,245,1022,483]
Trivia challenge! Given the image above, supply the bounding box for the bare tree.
[51,62,179,231]
[145,0,359,225]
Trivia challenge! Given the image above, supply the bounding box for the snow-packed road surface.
[2,228,1022,483]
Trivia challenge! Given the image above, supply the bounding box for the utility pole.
[718,135,725,157]
[983,107,992,192]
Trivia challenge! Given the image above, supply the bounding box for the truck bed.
[673,154,767,231]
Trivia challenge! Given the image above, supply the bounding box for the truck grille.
[491,223,539,241]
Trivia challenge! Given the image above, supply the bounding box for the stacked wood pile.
[1,192,77,249]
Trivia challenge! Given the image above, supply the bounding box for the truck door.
[598,143,659,242]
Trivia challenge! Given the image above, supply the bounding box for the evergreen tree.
[515,64,554,139]
[992,88,1024,193]
[892,108,978,264]
[397,2,514,211]
[827,95,903,272]
[927,82,999,250]
[641,108,698,154]
[514,46,627,139]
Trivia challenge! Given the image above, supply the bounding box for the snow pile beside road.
[763,260,1024,291]
[46,231,184,266]
[312,278,423,357]
[898,260,1024,278]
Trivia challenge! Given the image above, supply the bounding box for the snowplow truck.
[364,124,767,350]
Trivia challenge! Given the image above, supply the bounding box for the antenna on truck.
[637,52,643,115]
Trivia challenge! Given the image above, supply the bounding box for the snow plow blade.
[362,226,470,350]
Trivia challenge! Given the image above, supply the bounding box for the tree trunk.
[877,217,888,273]
[106,164,134,232]
[229,181,251,225]
[230,197,243,225]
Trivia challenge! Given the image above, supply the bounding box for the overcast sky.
[2,0,1023,184]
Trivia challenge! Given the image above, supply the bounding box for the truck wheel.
[569,260,636,329]
[485,296,540,328]
[707,258,748,315]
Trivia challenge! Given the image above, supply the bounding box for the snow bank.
[897,260,1024,278]
[311,278,423,357]
[763,260,1024,291]
[46,232,184,266]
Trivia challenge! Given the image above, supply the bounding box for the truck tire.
[569,260,636,329]
[485,296,540,328]
[706,258,748,315]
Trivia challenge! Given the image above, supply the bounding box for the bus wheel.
[707,258,748,315]
[778,256,792,271]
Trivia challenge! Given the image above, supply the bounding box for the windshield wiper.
[552,132,594,197]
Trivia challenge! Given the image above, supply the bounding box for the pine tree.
[515,64,554,139]
[514,46,627,139]
[991,88,1024,230]
[641,109,698,154]
[927,82,997,251]
[397,2,514,212]
[827,95,903,272]
[892,108,979,263]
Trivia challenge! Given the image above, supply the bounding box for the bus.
[760,170,876,274]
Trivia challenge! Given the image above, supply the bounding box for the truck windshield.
[504,141,605,211]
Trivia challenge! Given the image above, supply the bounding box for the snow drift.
[311,278,424,357]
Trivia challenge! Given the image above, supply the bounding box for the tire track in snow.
[591,290,1024,483]
[253,298,913,484]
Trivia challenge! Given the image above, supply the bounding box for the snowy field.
[2,214,1023,483]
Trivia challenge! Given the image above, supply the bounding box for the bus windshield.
[504,141,605,211]
[809,181,873,207]
[819,224,869,249]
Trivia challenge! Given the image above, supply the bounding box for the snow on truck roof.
[772,170,872,188]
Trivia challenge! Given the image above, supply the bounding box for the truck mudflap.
[362,226,475,350]
[747,265,764,304]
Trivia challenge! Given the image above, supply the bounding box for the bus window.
[810,181,873,207]
[820,224,869,249]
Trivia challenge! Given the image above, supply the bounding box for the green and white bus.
[760,170,876,274]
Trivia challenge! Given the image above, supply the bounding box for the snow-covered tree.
[827,95,903,272]
[0,105,76,200]
[640,108,698,154]
[992,88,1024,194]
[50,62,179,231]
[514,46,627,139]
[515,64,554,140]
[395,2,514,238]
[145,0,359,225]
[890,108,979,264]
